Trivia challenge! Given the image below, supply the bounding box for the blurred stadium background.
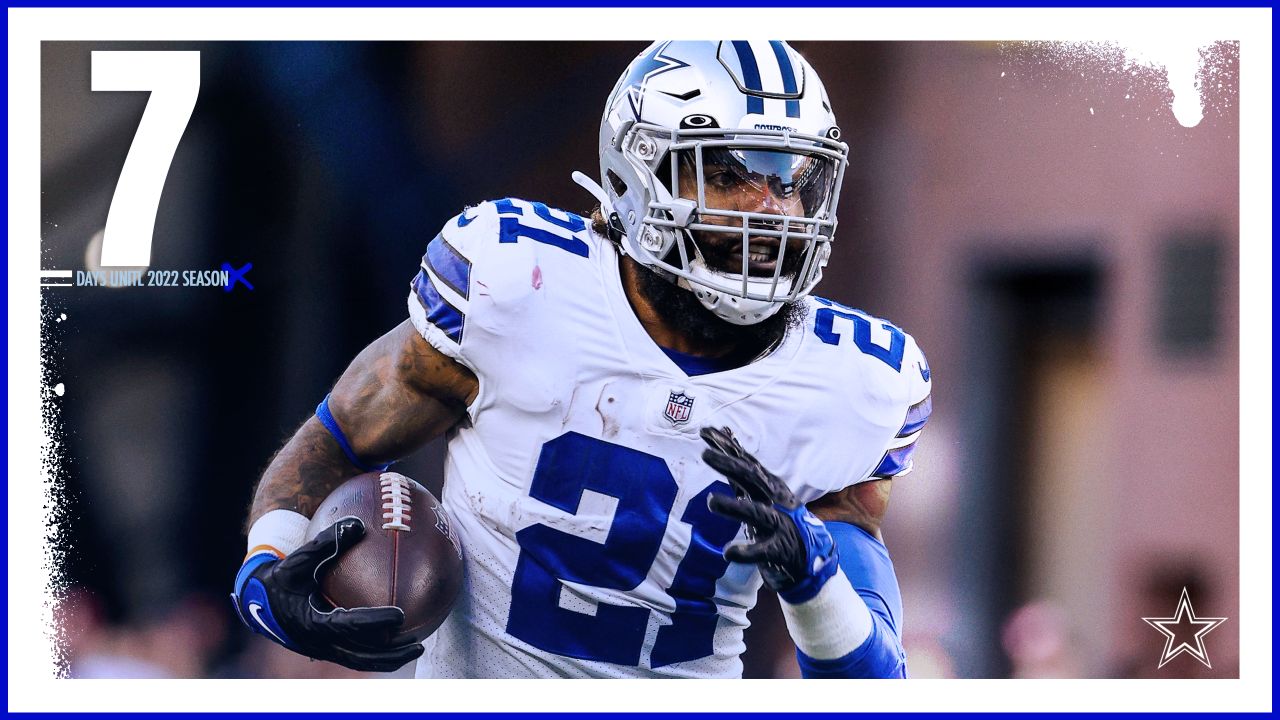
[40,41,1240,679]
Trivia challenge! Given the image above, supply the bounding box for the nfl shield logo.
[664,390,695,424]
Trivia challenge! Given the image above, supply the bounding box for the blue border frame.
[12,5,1271,716]
[5,0,1277,6]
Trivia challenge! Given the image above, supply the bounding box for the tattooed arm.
[247,320,478,526]
[808,479,893,540]
[230,321,474,670]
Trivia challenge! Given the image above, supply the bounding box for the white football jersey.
[406,198,931,678]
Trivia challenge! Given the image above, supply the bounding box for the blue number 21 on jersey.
[491,199,738,666]
[506,432,741,667]
[812,297,906,372]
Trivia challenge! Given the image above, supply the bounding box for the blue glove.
[700,426,839,603]
[231,517,424,672]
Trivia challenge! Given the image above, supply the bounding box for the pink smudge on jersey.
[532,265,543,290]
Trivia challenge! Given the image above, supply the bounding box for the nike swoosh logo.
[248,603,287,645]
[457,210,477,228]
[918,361,931,382]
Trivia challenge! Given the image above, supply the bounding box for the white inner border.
[9,7,1273,713]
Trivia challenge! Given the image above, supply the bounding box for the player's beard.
[628,256,806,359]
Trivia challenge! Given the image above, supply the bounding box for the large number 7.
[91,51,200,267]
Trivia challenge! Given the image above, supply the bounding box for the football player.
[232,41,931,679]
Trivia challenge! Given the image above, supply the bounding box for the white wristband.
[779,568,874,660]
[246,509,310,558]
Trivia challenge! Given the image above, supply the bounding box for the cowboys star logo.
[607,41,690,121]
[1142,586,1227,669]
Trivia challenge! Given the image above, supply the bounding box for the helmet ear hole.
[825,126,842,141]
[606,169,628,197]
[655,156,674,191]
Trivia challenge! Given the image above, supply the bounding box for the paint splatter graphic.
[998,40,1239,129]
[40,297,74,678]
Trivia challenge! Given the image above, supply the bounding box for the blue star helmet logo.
[609,42,690,122]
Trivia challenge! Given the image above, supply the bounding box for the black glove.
[700,426,839,602]
[231,517,425,672]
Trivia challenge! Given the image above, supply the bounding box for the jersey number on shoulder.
[493,198,590,258]
[506,432,740,667]
[812,297,906,372]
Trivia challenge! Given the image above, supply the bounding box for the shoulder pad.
[806,297,933,481]
[407,198,598,365]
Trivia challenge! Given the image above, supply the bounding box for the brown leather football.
[306,471,464,646]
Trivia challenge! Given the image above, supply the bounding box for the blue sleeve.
[796,521,907,679]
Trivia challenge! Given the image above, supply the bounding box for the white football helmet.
[574,41,848,325]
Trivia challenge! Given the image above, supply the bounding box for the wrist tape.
[246,508,310,559]
[779,567,873,660]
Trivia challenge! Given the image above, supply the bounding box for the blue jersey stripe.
[412,270,465,344]
[898,395,932,438]
[769,41,801,118]
[424,232,472,300]
[730,41,765,115]
[872,442,916,479]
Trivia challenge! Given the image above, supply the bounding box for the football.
[306,471,464,646]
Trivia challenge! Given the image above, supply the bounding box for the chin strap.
[680,251,793,326]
